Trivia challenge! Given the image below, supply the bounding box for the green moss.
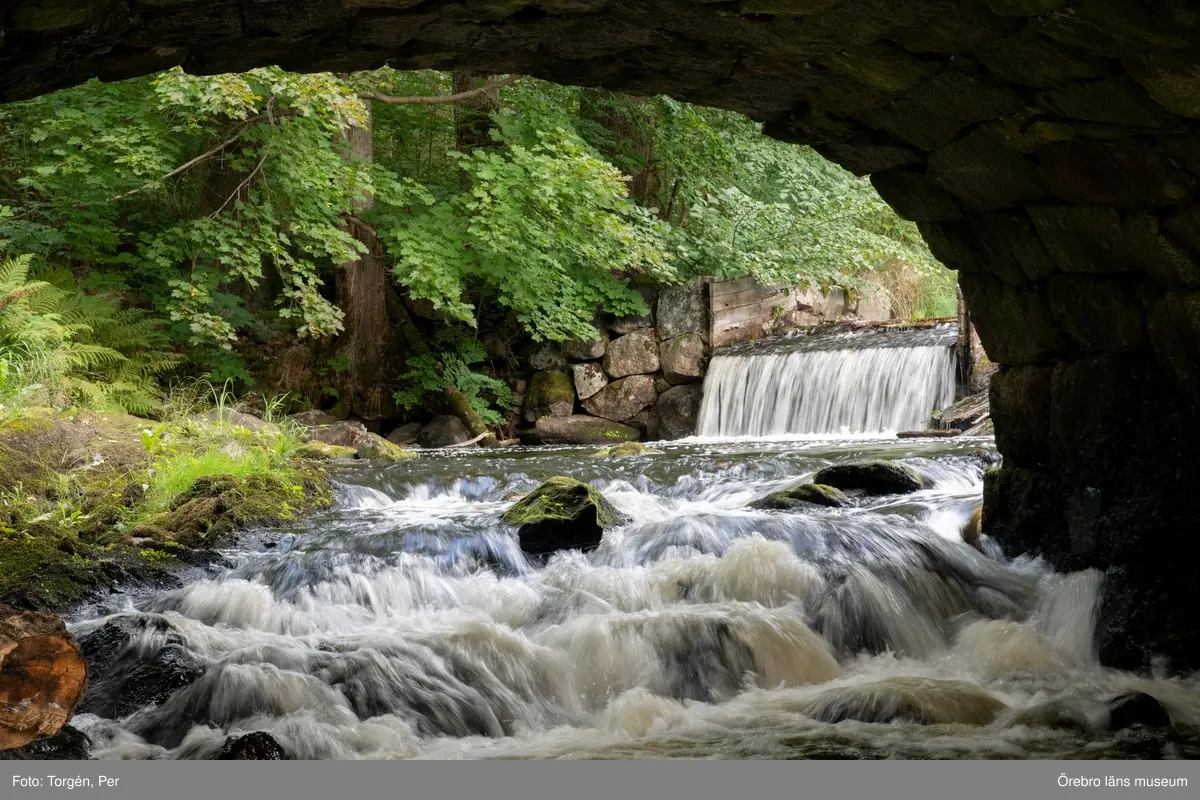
[296,442,358,460]
[140,469,334,549]
[0,405,341,610]
[353,435,418,462]
[749,483,850,511]
[501,476,624,529]
[596,442,662,457]
[526,370,576,413]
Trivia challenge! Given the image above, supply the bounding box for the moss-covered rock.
[812,460,926,496]
[523,370,576,423]
[500,476,627,556]
[596,442,662,457]
[353,433,417,462]
[748,483,850,511]
[131,469,333,550]
[296,442,358,460]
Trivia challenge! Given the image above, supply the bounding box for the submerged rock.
[962,506,983,549]
[1107,692,1172,731]
[517,415,640,446]
[216,731,288,760]
[77,614,203,720]
[748,483,849,511]
[812,460,926,496]
[596,442,662,457]
[801,677,1008,726]
[500,476,627,556]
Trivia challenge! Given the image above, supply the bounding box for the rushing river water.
[66,436,1200,760]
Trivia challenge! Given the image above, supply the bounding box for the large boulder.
[386,422,423,445]
[516,416,640,446]
[562,329,609,361]
[523,370,576,422]
[1,606,88,750]
[659,333,707,384]
[812,460,927,496]
[610,283,658,334]
[570,362,608,401]
[308,421,416,460]
[657,277,710,341]
[582,375,658,423]
[196,408,275,433]
[418,415,473,448]
[748,483,850,511]
[287,409,342,427]
[649,385,704,440]
[306,420,369,448]
[500,476,627,556]
[603,330,660,378]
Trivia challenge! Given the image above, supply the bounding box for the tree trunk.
[0,606,87,751]
[579,88,660,208]
[452,69,502,190]
[386,286,497,444]
[333,107,392,420]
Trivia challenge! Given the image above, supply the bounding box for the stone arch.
[4,0,1200,670]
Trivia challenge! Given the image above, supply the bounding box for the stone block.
[571,362,608,401]
[959,272,1074,364]
[975,25,1109,87]
[603,329,660,378]
[990,365,1054,468]
[1046,273,1148,354]
[1027,205,1127,274]
[1037,139,1196,207]
[928,128,1046,212]
[657,278,710,340]
[660,333,707,384]
[582,375,658,423]
[1041,74,1183,129]
[523,370,576,422]
[871,170,964,221]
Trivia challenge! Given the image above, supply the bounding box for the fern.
[0,254,181,414]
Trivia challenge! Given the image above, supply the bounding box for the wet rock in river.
[216,731,288,760]
[748,483,849,511]
[501,476,627,556]
[812,460,926,496]
[77,614,204,720]
[1106,692,1172,731]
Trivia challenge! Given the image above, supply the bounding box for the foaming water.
[66,440,1200,760]
[696,329,956,437]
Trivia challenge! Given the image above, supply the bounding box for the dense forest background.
[0,67,955,429]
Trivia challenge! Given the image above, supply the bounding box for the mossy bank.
[0,407,394,612]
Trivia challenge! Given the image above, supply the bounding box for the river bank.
[0,405,415,614]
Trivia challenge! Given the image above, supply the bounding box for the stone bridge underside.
[5,0,1200,670]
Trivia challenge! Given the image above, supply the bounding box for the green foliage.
[0,254,180,413]
[376,127,668,343]
[393,328,514,426]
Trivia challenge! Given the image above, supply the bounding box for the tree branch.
[209,152,267,218]
[362,76,519,106]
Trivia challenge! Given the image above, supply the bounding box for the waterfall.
[696,326,958,438]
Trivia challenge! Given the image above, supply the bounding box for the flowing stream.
[65,437,1200,760]
[696,327,958,437]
